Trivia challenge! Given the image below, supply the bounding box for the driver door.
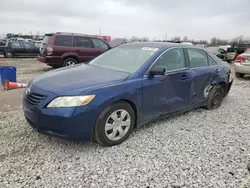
[142,48,193,121]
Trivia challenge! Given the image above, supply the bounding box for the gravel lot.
[0,58,250,188]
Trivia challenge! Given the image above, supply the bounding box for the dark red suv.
[37,32,111,68]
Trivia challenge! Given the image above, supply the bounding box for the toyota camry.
[23,42,233,146]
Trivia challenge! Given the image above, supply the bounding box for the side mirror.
[149,66,166,76]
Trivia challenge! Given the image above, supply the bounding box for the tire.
[62,58,78,67]
[4,51,14,58]
[235,73,245,78]
[94,102,135,147]
[205,85,224,110]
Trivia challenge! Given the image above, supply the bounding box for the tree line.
[128,35,250,46]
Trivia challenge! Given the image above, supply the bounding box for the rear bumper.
[37,55,62,65]
[235,63,250,74]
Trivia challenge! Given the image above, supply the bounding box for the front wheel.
[205,85,224,110]
[94,102,135,146]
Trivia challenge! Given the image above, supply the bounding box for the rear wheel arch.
[62,55,79,64]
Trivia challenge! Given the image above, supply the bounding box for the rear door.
[73,36,96,62]
[91,38,110,56]
[23,42,39,57]
[185,48,219,106]
[9,42,25,56]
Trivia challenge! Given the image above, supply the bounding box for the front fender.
[81,78,143,121]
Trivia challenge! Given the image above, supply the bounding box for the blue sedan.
[23,42,233,146]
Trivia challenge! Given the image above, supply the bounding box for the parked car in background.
[234,48,250,78]
[226,43,250,63]
[0,39,6,46]
[37,32,111,68]
[0,41,39,58]
[7,37,26,42]
[109,38,131,48]
[206,47,227,61]
[34,41,42,48]
[219,45,231,51]
[24,42,233,146]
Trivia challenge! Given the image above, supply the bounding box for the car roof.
[122,42,182,48]
[121,42,208,50]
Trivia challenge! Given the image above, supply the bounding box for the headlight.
[47,95,95,108]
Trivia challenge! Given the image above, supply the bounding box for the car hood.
[31,64,130,95]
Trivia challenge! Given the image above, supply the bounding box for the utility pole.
[99,28,102,36]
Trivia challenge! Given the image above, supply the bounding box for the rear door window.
[207,54,217,66]
[91,38,109,50]
[10,42,23,48]
[55,35,73,47]
[74,37,93,48]
[187,48,208,68]
[24,43,35,49]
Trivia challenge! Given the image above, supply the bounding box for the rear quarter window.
[207,54,217,66]
[55,35,73,47]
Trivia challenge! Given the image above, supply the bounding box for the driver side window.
[153,48,186,71]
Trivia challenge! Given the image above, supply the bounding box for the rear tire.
[94,102,135,147]
[62,58,77,67]
[4,51,14,58]
[235,73,245,78]
[205,85,224,110]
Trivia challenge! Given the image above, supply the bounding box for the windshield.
[89,45,158,73]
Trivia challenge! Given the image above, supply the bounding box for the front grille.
[24,93,46,106]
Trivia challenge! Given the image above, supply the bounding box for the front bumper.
[234,62,250,74]
[23,85,100,141]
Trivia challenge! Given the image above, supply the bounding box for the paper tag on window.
[141,47,158,52]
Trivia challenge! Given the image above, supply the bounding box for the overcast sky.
[1,0,250,40]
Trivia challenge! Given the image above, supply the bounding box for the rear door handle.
[215,69,220,73]
[180,74,188,80]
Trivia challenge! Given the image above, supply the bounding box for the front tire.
[205,85,224,110]
[4,51,14,58]
[94,102,135,147]
[235,73,245,78]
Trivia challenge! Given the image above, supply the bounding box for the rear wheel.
[4,51,14,58]
[94,102,135,146]
[205,85,224,110]
[235,73,245,78]
[62,58,77,67]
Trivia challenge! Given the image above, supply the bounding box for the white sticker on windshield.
[141,47,159,52]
